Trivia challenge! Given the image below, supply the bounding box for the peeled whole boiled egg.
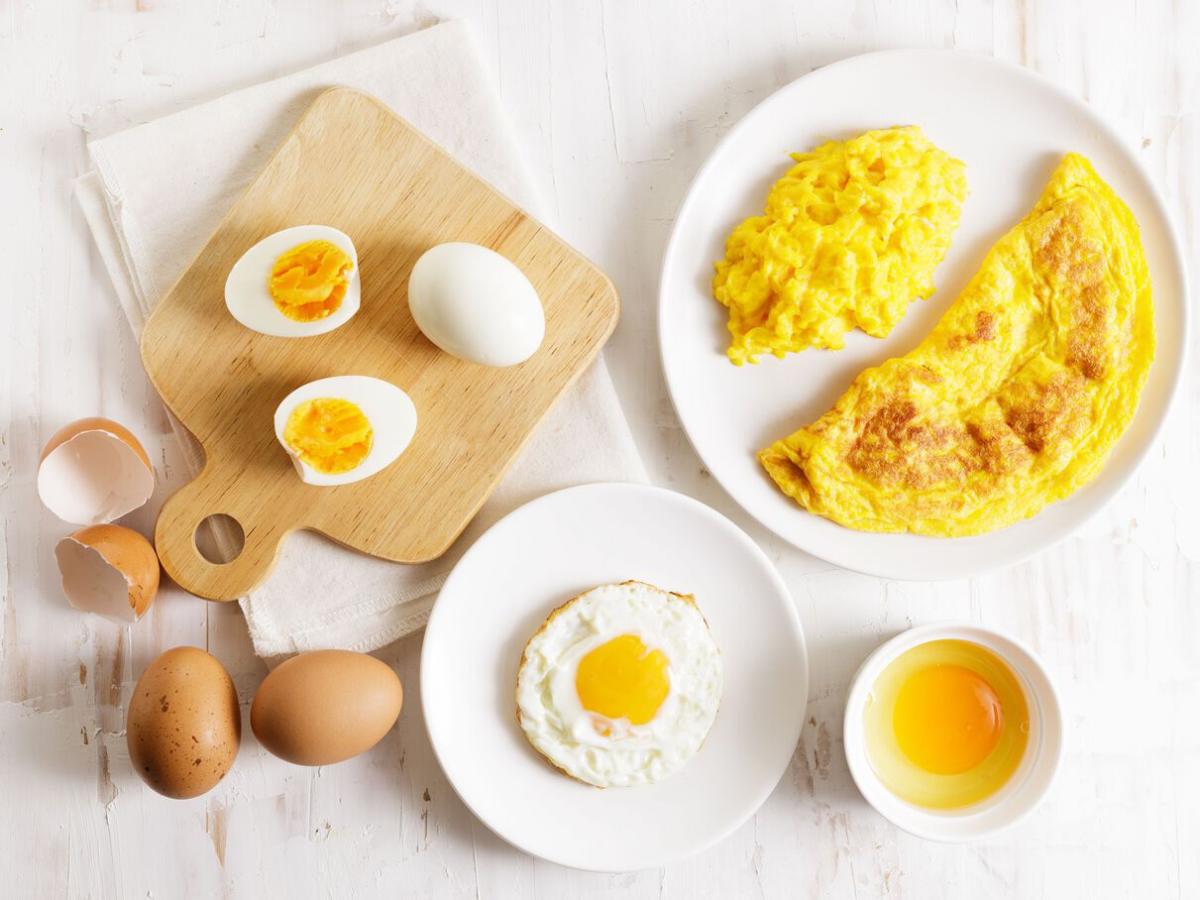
[408,242,545,367]
[274,375,417,486]
[38,417,155,525]
[226,225,360,337]
[55,524,160,623]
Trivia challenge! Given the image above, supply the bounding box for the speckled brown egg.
[250,650,403,766]
[127,647,241,799]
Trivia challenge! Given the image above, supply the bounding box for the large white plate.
[421,483,808,871]
[659,50,1188,580]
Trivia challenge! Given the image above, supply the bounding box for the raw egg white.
[226,225,360,337]
[408,242,545,367]
[273,375,416,487]
[863,639,1029,809]
[516,581,723,788]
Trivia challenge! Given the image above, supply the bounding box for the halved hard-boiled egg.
[273,375,417,486]
[226,225,360,337]
[516,581,723,788]
[38,417,155,525]
[55,524,160,623]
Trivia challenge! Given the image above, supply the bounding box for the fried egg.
[273,375,416,486]
[226,225,360,337]
[761,153,1155,535]
[516,581,723,788]
[864,640,1029,810]
[713,126,967,364]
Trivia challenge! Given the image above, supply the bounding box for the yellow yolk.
[269,240,353,321]
[283,398,373,474]
[575,634,670,727]
[892,664,1002,774]
[863,639,1029,809]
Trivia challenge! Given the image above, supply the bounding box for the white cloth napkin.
[75,21,645,658]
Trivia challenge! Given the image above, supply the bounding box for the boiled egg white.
[516,581,723,788]
[226,225,360,337]
[408,242,545,366]
[273,375,416,486]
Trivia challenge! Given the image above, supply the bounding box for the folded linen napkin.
[75,20,645,658]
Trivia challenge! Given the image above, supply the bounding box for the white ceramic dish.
[421,482,808,872]
[659,49,1188,580]
[843,623,1064,842]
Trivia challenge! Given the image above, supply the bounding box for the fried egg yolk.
[575,634,670,728]
[283,397,373,474]
[269,240,353,322]
[893,664,1002,775]
[864,639,1029,809]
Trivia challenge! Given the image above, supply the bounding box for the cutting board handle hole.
[194,514,246,565]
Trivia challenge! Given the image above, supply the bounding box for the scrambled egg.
[713,126,968,364]
[760,154,1155,536]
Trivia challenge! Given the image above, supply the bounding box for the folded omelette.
[760,153,1155,536]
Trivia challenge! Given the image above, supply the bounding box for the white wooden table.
[2,1,1196,896]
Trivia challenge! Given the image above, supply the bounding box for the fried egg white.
[516,581,723,788]
[713,126,967,364]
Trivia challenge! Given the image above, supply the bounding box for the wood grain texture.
[142,88,619,600]
[1,1,1197,898]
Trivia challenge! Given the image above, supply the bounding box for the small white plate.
[421,483,808,871]
[843,623,1064,842]
[659,50,1188,580]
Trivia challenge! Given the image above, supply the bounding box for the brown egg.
[251,650,403,766]
[127,647,241,799]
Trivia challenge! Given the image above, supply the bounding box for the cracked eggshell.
[38,417,155,525]
[55,524,160,623]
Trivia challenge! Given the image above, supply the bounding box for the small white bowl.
[843,623,1064,842]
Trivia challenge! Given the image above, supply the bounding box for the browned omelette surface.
[760,153,1155,536]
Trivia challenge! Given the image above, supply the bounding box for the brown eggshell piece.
[38,417,155,525]
[127,647,241,799]
[251,650,403,766]
[55,524,160,622]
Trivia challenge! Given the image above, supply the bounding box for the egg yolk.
[283,398,373,474]
[892,664,1003,775]
[269,240,352,321]
[575,634,669,727]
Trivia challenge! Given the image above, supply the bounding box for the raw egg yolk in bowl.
[863,639,1029,809]
[283,397,373,474]
[269,240,353,322]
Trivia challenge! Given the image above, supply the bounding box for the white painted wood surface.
[1,1,1196,896]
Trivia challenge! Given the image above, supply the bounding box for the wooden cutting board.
[142,88,619,601]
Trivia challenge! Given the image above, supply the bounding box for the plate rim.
[419,480,810,872]
[657,47,1190,581]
